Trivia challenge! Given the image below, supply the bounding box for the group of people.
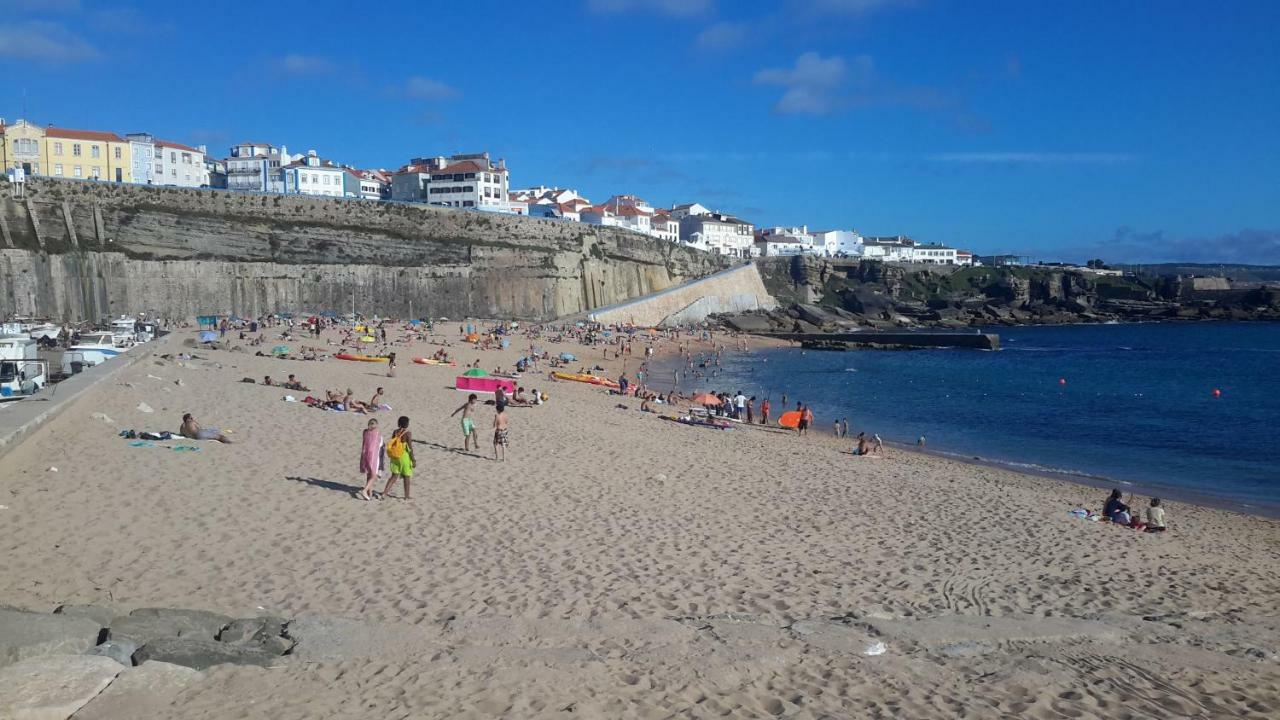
[1101,489,1168,532]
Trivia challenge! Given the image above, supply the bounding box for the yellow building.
[1,119,48,176]
[43,126,131,183]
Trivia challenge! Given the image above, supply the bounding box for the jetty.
[765,330,1000,351]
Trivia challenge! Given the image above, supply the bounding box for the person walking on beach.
[382,416,414,500]
[493,401,510,462]
[734,390,747,420]
[746,396,755,424]
[451,393,480,452]
[761,397,771,425]
[386,352,397,378]
[357,418,383,500]
[799,403,813,436]
[833,419,841,438]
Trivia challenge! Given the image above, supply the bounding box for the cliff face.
[751,256,1280,330]
[0,178,729,321]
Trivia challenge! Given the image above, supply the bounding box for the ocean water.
[671,322,1280,514]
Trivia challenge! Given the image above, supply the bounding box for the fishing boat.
[64,331,127,370]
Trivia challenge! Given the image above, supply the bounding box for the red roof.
[588,204,649,217]
[45,126,122,143]
[434,159,507,175]
[155,139,199,153]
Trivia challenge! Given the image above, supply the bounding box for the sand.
[1,323,1278,719]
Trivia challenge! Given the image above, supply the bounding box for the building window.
[53,142,63,155]
[182,153,191,164]
[91,145,100,158]
[155,164,163,174]
[322,176,329,185]
[73,144,82,156]
[115,147,122,159]
[91,167,100,179]
[300,174,307,184]
[54,164,63,176]
[171,169,177,177]
[170,152,176,163]
[74,166,82,178]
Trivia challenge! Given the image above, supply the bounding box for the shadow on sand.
[413,439,489,460]
[285,475,363,495]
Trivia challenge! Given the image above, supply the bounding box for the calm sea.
[666,322,1280,514]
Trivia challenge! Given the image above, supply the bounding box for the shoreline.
[645,332,1280,520]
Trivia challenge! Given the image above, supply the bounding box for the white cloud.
[586,0,713,17]
[273,54,337,75]
[926,152,1136,164]
[0,20,96,63]
[404,76,460,101]
[754,52,850,115]
[695,21,750,51]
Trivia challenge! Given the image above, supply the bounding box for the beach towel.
[360,429,383,475]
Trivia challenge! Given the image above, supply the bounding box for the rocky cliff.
[739,256,1280,333]
[0,178,729,322]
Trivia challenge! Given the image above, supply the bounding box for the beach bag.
[386,430,407,460]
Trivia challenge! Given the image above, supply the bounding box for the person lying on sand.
[180,413,233,443]
[283,374,309,392]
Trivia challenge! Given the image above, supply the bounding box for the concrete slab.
[0,654,123,720]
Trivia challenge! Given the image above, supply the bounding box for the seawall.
[0,178,729,321]
[586,262,777,327]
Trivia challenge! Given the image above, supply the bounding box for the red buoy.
[1212,388,1222,398]
[1059,378,1067,386]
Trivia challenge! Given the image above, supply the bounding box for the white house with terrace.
[680,211,756,257]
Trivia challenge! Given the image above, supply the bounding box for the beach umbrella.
[199,331,218,343]
[691,392,719,405]
[462,368,489,377]
[559,352,577,362]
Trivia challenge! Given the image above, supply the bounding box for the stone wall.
[586,262,777,327]
[0,178,729,321]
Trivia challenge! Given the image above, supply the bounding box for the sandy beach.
[1,322,1278,719]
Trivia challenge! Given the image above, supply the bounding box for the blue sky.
[2,0,1278,263]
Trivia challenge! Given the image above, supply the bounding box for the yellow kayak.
[334,353,389,363]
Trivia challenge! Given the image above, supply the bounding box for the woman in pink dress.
[358,418,383,500]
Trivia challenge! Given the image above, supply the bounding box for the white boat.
[65,332,127,371]
[110,316,141,347]
[28,323,62,341]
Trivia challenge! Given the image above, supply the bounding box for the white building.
[756,237,807,256]
[651,210,679,243]
[956,251,975,266]
[226,141,296,193]
[670,202,712,220]
[390,152,511,209]
[911,244,959,264]
[681,211,755,257]
[281,151,347,197]
[862,236,916,262]
[154,140,207,187]
[812,229,864,257]
[351,169,389,201]
[581,203,652,234]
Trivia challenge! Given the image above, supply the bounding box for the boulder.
[0,654,124,720]
[108,608,231,646]
[86,640,137,667]
[0,608,103,669]
[132,638,280,670]
[218,617,293,656]
[53,605,118,628]
[70,661,200,720]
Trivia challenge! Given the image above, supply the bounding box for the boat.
[334,353,389,363]
[65,332,127,369]
[27,323,62,341]
[551,371,620,390]
[109,316,142,348]
[412,357,456,366]
[455,374,517,395]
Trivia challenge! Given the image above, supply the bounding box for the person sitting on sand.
[510,386,530,405]
[855,432,870,456]
[263,375,275,386]
[1103,489,1129,522]
[1145,498,1167,532]
[284,374,308,392]
[369,387,385,411]
[179,413,232,443]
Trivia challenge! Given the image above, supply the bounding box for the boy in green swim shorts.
[382,415,415,500]
[450,393,480,452]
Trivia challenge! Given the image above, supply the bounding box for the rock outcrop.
[0,178,729,322]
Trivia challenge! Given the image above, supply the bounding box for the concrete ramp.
[587,262,776,327]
